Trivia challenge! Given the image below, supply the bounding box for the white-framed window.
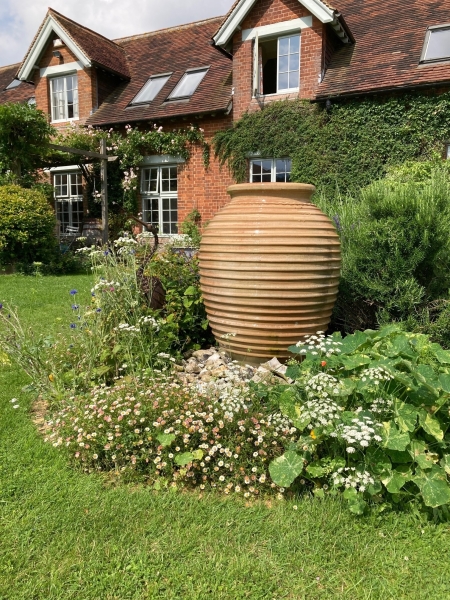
[54,172,83,233]
[141,165,178,234]
[50,74,79,122]
[254,33,300,96]
[168,68,208,100]
[250,158,292,183]
[130,73,171,105]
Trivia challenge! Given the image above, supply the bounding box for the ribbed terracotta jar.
[199,183,341,363]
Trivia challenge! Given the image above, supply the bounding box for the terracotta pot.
[198,183,341,363]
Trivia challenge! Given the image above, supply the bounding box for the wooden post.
[100,138,108,245]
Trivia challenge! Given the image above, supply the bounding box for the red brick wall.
[33,33,97,129]
[232,0,324,121]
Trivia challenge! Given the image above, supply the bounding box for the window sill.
[252,90,299,100]
[51,118,80,124]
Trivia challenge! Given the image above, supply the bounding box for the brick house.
[1,0,450,236]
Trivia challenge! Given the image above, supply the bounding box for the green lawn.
[1,274,450,599]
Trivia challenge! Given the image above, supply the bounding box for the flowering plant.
[268,326,450,516]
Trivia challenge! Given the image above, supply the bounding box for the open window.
[253,34,300,96]
[421,24,450,63]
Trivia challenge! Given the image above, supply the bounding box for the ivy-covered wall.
[215,91,450,197]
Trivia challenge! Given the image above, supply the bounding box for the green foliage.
[214,94,450,198]
[315,169,450,334]
[0,185,56,265]
[267,326,450,516]
[0,103,54,184]
[179,209,203,248]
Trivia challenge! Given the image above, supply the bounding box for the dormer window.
[130,73,171,105]
[50,74,79,122]
[168,68,208,100]
[254,34,300,96]
[421,25,450,63]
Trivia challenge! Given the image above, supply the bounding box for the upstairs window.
[50,74,79,122]
[250,159,292,183]
[130,73,171,105]
[168,68,208,100]
[5,79,21,90]
[421,25,450,63]
[254,34,300,96]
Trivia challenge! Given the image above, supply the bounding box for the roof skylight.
[168,68,208,100]
[422,25,450,62]
[5,79,21,90]
[130,74,171,105]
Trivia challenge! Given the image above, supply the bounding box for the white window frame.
[167,67,209,100]
[129,73,172,106]
[54,171,84,233]
[250,158,292,183]
[141,165,179,235]
[253,33,301,97]
[50,73,79,123]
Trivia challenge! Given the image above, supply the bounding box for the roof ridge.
[48,7,126,53]
[113,15,225,43]
[0,62,22,72]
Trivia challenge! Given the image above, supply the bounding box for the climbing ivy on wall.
[214,93,450,197]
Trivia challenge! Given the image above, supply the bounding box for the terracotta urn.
[198,183,341,363]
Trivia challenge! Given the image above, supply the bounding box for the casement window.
[141,165,178,234]
[54,172,83,233]
[50,74,79,121]
[130,73,171,105]
[421,25,450,63]
[250,158,292,183]
[253,34,300,96]
[168,68,208,100]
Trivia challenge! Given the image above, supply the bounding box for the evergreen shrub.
[0,185,56,265]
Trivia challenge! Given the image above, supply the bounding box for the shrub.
[265,326,450,516]
[0,185,56,265]
[316,170,450,333]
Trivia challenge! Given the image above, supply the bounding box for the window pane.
[425,28,450,61]
[279,54,289,73]
[279,37,289,55]
[289,70,299,89]
[290,35,300,54]
[278,72,289,90]
[169,69,208,99]
[131,75,170,104]
[289,52,300,71]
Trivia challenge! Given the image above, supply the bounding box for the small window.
[5,79,21,90]
[250,158,292,183]
[130,74,171,105]
[421,25,450,63]
[168,68,208,100]
[254,34,300,96]
[50,74,79,121]
[54,172,83,233]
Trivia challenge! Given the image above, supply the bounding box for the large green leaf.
[438,373,450,394]
[395,402,418,433]
[339,330,368,355]
[381,421,410,451]
[431,344,450,365]
[340,355,371,371]
[175,452,194,466]
[269,451,305,488]
[418,410,444,441]
[343,487,367,515]
[365,447,392,474]
[413,466,450,508]
[156,433,176,447]
[381,466,411,494]
[440,456,450,476]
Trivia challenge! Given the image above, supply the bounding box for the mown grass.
[1,274,450,599]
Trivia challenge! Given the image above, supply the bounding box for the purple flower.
[96,308,102,313]
[71,304,79,310]
[332,214,342,232]
[0,303,2,310]
[70,323,77,329]
[69,289,78,296]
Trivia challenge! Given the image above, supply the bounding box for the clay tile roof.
[87,17,232,127]
[318,0,450,98]
[48,8,130,79]
[0,64,35,105]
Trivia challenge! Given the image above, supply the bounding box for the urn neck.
[227,183,316,204]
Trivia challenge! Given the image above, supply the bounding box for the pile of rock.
[175,348,293,389]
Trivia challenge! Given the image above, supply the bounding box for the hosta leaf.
[175,452,194,466]
[395,402,418,432]
[156,433,176,447]
[413,466,450,508]
[381,467,411,494]
[381,421,410,451]
[418,410,444,441]
[269,451,305,488]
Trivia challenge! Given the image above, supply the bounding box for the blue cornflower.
[70,323,77,329]
[0,303,3,310]
[104,250,109,256]
[71,304,79,310]
[91,292,96,297]
[69,289,78,296]
[96,308,102,313]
